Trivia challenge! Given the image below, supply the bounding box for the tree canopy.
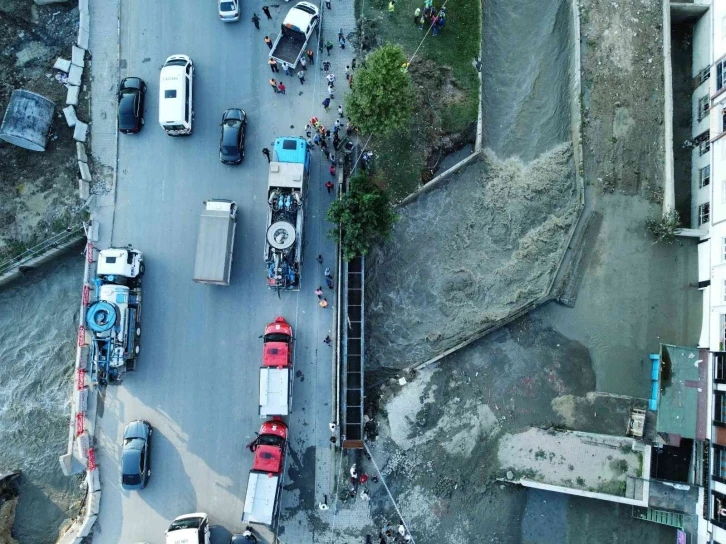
[345,44,416,135]
[327,173,397,262]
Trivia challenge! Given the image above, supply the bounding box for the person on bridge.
[262,148,271,162]
[315,287,323,298]
[277,81,286,94]
[297,70,305,84]
[307,49,315,65]
[325,40,333,55]
[319,298,328,309]
[325,181,334,194]
[269,79,278,93]
[264,35,272,49]
[268,58,279,72]
[262,5,272,19]
[251,13,260,29]
[300,56,307,70]
[322,98,331,111]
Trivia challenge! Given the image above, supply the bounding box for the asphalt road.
[93,2,335,542]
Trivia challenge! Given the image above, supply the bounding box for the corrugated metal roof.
[656,344,705,440]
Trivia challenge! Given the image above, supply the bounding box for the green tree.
[327,173,397,261]
[345,44,416,135]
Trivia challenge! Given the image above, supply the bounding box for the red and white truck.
[242,419,288,528]
[259,317,293,417]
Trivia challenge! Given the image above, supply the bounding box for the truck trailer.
[269,2,319,68]
[264,138,309,291]
[242,420,288,528]
[87,247,144,385]
[194,199,237,286]
[259,316,294,417]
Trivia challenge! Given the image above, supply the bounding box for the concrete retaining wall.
[0,236,85,288]
[662,0,676,214]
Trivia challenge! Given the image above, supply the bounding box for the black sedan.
[118,77,146,134]
[219,108,247,164]
[121,420,152,490]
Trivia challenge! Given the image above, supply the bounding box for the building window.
[716,391,726,426]
[701,139,712,156]
[699,95,711,121]
[700,165,711,188]
[715,446,726,483]
[718,58,726,91]
[700,202,711,225]
[716,354,726,383]
[697,66,712,87]
[713,490,726,529]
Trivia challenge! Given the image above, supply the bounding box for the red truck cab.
[251,419,288,474]
[262,317,293,368]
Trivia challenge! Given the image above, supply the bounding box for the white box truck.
[193,200,237,286]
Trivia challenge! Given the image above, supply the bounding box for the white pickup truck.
[269,2,319,68]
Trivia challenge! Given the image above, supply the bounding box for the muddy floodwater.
[0,252,83,543]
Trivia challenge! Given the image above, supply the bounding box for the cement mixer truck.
[86,247,143,385]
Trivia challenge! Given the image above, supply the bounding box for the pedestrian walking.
[277,81,286,94]
[264,35,272,49]
[325,181,334,194]
[345,65,350,80]
[351,58,357,69]
[317,254,324,264]
[262,5,272,18]
[252,13,260,29]
[270,78,278,93]
[282,61,291,76]
[346,122,353,136]
[324,267,332,278]
[338,28,344,41]
[322,97,331,111]
[333,133,340,147]
[337,105,343,118]
[322,60,331,73]
[320,139,328,151]
[300,56,307,70]
[325,129,331,141]
[326,277,334,289]
[327,84,334,98]
[329,152,335,164]
[268,58,279,72]
[339,36,346,49]
[297,70,305,84]
[307,49,315,64]
[305,123,312,137]
[388,0,395,16]
[323,147,330,160]
[325,40,333,56]
[360,489,370,502]
[326,73,335,87]
[262,147,271,162]
[319,298,328,309]
[315,287,323,299]
[432,14,439,35]
[329,164,336,177]
[325,0,331,8]
[320,125,327,137]
[413,6,420,24]
[332,125,339,136]
[310,116,320,129]
[313,133,321,146]
[324,335,331,345]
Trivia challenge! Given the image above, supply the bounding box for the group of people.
[413,1,447,35]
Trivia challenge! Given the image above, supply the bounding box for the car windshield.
[220,1,236,10]
[224,119,242,128]
[169,518,202,531]
[258,434,285,447]
[222,145,239,157]
[264,333,289,343]
[122,472,141,486]
[123,437,144,449]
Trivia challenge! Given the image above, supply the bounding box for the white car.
[219,0,239,21]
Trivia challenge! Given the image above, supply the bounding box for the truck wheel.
[147,469,151,477]
[136,327,141,337]
[135,345,140,355]
[139,263,145,276]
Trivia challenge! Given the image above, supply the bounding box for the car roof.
[121,447,141,474]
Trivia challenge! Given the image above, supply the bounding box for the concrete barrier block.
[79,179,90,201]
[87,490,101,515]
[71,45,85,68]
[66,85,79,106]
[76,142,88,163]
[77,27,89,50]
[77,514,97,538]
[74,388,88,413]
[78,160,92,182]
[78,0,89,12]
[74,432,90,461]
[68,64,83,86]
[73,121,88,143]
[88,466,101,492]
[54,57,71,72]
[59,453,73,477]
[63,105,77,127]
[79,9,89,32]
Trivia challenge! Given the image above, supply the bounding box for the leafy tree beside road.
[345,44,416,135]
[327,173,397,262]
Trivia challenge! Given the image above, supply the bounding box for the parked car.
[231,530,257,543]
[219,0,240,21]
[121,420,152,490]
[219,108,247,164]
[117,77,146,134]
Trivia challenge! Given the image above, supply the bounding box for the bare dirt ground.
[0,0,83,262]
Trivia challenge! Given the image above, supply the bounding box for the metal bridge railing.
[0,225,85,276]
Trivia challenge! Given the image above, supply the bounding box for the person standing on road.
[277,81,286,94]
[388,0,395,16]
[325,0,331,8]
[413,6,420,24]
[270,78,278,93]
[333,132,340,148]
[325,181,334,194]
[297,70,305,84]
[300,56,307,70]
[322,97,331,111]
[322,60,331,73]
[319,298,328,309]
[322,147,330,160]
[339,36,346,49]
[325,40,333,56]
[344,65,350,80]
[281,61,291,76]
[327,84,334,99]
[317,254,324,264]
[351,57,357,70]
[337,105,344,118]
[262,5,272,19]
[326,73,335,87]
[264,35,272,49]
[324,335,332,345]
[315,287,323,299]
[262,147,271,162]
[305,123,312,137]
[307,49,315,65]
[329,164,336,177]
[268,58,279,72]
[313,133,322,147]
[252,13,260,29]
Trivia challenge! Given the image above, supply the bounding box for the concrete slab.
[79,160,92,182]
[79,0,88,12]
[73,121,88,142]
[77,142,88,163]
[63,105,77,127]
[77,514,97,538]
[77,27,89,50]
[68,64,83,86]
[79,8,90,32]
[79,179,90,200]
[66,85,79,106]
[54,57,71,72]
[72,45,85,67]
[87,490,101,515]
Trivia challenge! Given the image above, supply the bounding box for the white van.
[159,55,193,136]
